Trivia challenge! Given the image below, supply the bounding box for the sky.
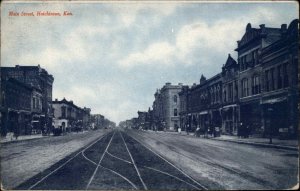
[1,1,298,124]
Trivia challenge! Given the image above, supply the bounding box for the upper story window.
[283,63,289,88]
[277,65,283,89]
[61,106,66,118]
[252,75,261,95]
[228,83,233,101]
[173,95,177,103]
[241,78,249,97]
[174,108,178,116]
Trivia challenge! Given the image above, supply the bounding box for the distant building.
[91,114,104,129]
[178,85,189,131]
[152,82,183,131]
[52,98,91,133]
[137,111,147,130]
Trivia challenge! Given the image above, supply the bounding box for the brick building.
[52,98,91,133]
[260,19,299,138]
[221,54,239,135]
[1,78,33,136]
[1,65,54,133]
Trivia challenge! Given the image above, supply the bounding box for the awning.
[261,97,287,105]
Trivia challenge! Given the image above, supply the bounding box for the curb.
[209,138,298,151]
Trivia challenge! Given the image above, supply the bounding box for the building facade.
[260,19,299,138]
[91,114,105,129]
[221,54,240,135]
[152,83,183,131]
[1,65,54,133]
[52,98,91,133]
[1,78,33,136]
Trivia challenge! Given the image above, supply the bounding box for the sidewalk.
[0,131,90,144]
[211,135,298,150]
[0,133,44,143]
[144,129,299,151]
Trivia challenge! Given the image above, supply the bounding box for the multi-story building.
[1,78,33,135]
[178,85,189,131]
[183,74,222,132]
[1,65,54,132]
[152,83,183,131]
[235,23,284,135]
[52,98,91,132]
[221,54,239,135]
[82,107,91,130]
[137,111,147,130]
[91,114,105,129]
[260,19,299,138]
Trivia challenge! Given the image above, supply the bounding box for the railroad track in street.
[18,129,206,190]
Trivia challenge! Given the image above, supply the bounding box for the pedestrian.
[238,122,242,138]
[245,125,250,138]
[195,126,200,137]
[14,122,20,140]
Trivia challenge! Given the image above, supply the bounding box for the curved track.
[18,130,206,190]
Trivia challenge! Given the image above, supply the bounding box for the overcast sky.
[1,1,298,124]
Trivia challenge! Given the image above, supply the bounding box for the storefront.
[240,101,262,136]
[221,104,239,135]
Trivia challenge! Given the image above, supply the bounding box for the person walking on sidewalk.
[238,122,242,138]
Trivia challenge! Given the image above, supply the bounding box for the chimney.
[178,83,183,86]
[259,24,266,34]
[55,98,58,101]
[281,24,287,35]
[165,82,171,86]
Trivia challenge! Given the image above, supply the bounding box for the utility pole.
[267,106,274,144]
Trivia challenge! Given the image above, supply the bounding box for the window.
[174,108,178,116]
[270,68,275,91]
[277,65,283,89]
[228,83,233,101]
[252,75,260,95]
[265,70,269,92]
[61,106,66,118]
[173,95,177,103]
[33,98,36,109]
[241,78,249,97]
[283,63,289,87]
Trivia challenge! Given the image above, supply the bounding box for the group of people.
[237,122,251,138]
